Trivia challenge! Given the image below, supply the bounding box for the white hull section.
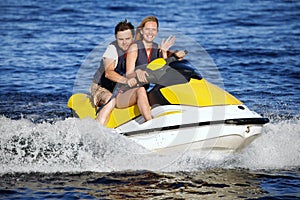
[115,105,267,154]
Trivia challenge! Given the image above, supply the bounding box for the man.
[91,19,151,126]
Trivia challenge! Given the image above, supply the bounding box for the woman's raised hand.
[160,35,176,52]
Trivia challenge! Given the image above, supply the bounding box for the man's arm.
[103,57,128,84]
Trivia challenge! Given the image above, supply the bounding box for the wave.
[235,118,300,170]
[0,116,299,174]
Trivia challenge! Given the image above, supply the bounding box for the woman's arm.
[125,43,142,86]
[126,43,138,76]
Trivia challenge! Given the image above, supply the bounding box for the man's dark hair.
[114,19,135,38]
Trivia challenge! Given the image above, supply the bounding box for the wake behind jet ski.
[68,56,269,154]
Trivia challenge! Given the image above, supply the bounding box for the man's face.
[116,29,133,51]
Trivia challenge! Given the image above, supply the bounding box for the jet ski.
[68,57,269,154]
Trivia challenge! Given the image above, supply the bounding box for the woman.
[116,16,185,123]
[126,16,185,85]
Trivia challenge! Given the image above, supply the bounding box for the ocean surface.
[1,0,299,199]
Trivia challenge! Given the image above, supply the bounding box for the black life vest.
[93,41,127,93]
[135,40,162,69]
[134,40,162,90]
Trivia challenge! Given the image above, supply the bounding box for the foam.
[1,116,299,173]
[236,118,300,170]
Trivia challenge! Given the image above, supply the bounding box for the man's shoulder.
[106,43,118,51]
[103,44,118,59]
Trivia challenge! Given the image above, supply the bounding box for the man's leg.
[96,98,116,126]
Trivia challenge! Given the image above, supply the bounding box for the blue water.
[0,0,299,199]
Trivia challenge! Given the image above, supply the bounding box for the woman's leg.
[116,87,152,121]
[136,87,152,121]
[116,88,138,108]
